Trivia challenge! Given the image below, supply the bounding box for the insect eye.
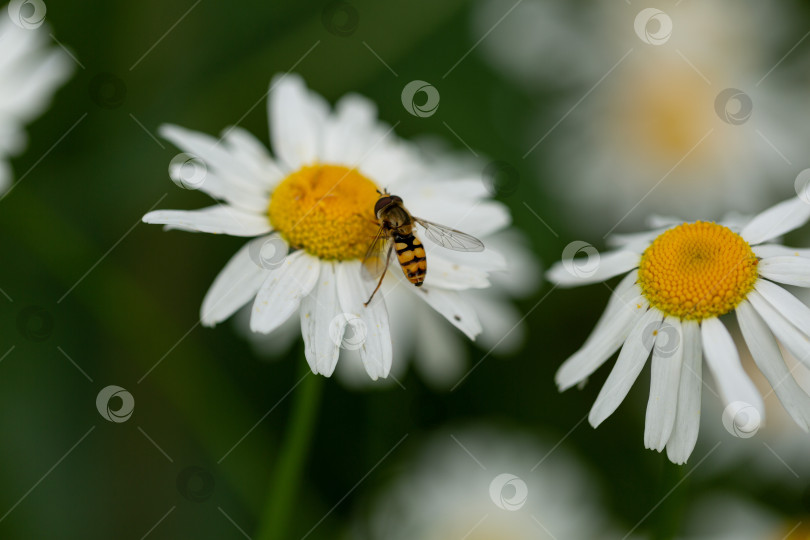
[374,197,391,214]
[392,195,403,203]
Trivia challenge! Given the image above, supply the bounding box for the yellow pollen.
[637,222,759,321]
[268,164,380,260]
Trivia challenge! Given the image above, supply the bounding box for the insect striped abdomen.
[394,233,427,286]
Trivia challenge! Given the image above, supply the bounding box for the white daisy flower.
[0,5,73,192]
[475,0,807,231]
[547,197,810,464]
[353,426,623,540]
[143,74,512,381]
[233,140,540,389]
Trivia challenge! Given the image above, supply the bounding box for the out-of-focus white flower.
[353,425,623,540]
[0,5,73,192]
[547,197,810,464]
[475,0,807,232]
[145,74,523,381]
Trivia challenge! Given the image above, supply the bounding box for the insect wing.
[414,218,485,252]
[361,227,393,280]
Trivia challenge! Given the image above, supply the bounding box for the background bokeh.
[2,0,810,538]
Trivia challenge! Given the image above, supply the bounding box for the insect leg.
[364,243,393,307]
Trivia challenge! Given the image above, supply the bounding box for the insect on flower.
[362,189,485,305]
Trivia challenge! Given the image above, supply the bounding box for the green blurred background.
[2,0,810,538]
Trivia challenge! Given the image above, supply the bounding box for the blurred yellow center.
[268,164,380,260]
[638,222,758,320]
[777,521,810,539]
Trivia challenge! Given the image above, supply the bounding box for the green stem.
[255,357,323,540]
[652,460,688,540]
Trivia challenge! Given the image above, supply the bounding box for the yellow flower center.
[612,61,718,169]
[637,222,759,320]
[268,164,380,260]
[777,521,810,540]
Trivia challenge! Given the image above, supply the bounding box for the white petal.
[0,160,10,193]
[161,124,271,213]
[427,246,507,274]
[467,293,525,355]
[556,281,648,391]
[408,198,510,239]
[200,236,274,326]
[322,93,379,164]
[605,228,662,252]
[748,290,810,371]
[251,252,320,334]
[737,300,810,431]
[269,74,328,170]
[753,244,810,259]
[413,309,467,389]
[644,317,683,452]
[483,230,541,296]
[588,270,639,337]
[300,262,342,376]
[666,320,702,464]
[143,205,271,236]
[219,126,284,188]
[647,215,684,228]
[700,317,764,418]
[547,250,640,288]
[407,285,482,340]
[758,256,810,287]
[589,308,663,427]
[740,197,810,245]
[754,279,810,337]
[332,282,412,388]
[0,47,71,119]
[421,254,490,290]
[336,262,393,380]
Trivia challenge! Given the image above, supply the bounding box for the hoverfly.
[362,190,485,306]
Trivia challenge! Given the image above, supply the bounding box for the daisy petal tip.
[667,454,688,466]
[644,439,666,453]
[270,72,305,96]
[319,366,337,378]
[199,318,216,329]
[555,364,586,392]
[587,409,606,429]
[555,365,587,392]
[555,377,576,393]
[157,123,180,139]
[248,315,269,335]
[665,441,695,466]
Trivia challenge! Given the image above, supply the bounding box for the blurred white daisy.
[0,4,73,192]
[143,74,514,381]
[353,426,623,540]
[547,197,810,464]
[475,0,807,231]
